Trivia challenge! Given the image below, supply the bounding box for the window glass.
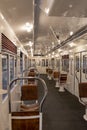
[42,59,45,66]
[10,56,14,81]
[62,55,69,72]
[75,56,80,72]
[20,52,23,74]
[46,59,48,66]
[15,57,17,78]
[2,54,8,98]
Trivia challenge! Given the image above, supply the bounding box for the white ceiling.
[0,0,87,56]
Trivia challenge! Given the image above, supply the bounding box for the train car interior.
[1,0,87,130]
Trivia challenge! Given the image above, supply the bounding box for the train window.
[62,55,69,72]
[51,58,55,69]
[15,57,17,78]
[75,56,80,72]
[83,55,87,73]
[56,59,60,71]
[20,52,23,74]
[28,59,31,67]
[31,59,36,67]
[25,56,27,69]
[46,59,48,66]
[36,59,41,66]
[10,56,14,82]
[42,59,45,66]
[2,54,9,98]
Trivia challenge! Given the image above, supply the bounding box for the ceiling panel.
[0,0,87,56]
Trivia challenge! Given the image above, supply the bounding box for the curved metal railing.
[22,67,40,77]
[8,77,48,113]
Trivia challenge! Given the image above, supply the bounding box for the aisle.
[41,74,87,130]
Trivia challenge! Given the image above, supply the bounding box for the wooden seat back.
[21,84,38,101]
[60,74,67,83]
[48,69,53,74]
[12,111,39,130]
[46,68,50,73]
[79,83,87,98]
[53,71,60,79]
[28,72,36,83]
[28,71,36,77]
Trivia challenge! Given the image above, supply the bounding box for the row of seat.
[8,67,48,130]
[46,68,67,92]
[46,67,87,121]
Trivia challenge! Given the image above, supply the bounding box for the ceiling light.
[29,41,33,47]
[69,42,76,47]
[52,42,54,45]
[52,52,54,55]
[45,8,49,14]
[69,4,73,8]
[69,50,72,52]
[58,49,62,52]
[58,39,61,44]
[70,31,73,36]
[0,13,4,20]
[48,54,51,57]
[55,54,59,57]
[23,22,33,32]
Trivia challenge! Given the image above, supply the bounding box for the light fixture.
[48,54,51,57]
[23,22,33,32]
[0,13,4,20]
[69,42,76,47]
[45,8,49,14]
[29,41,33,47]
[58,49,62,52]
[58,39,61,44]
[52,42,54,45]
[70,31,73,36]
[69,4,73,8]
[52,52,54,55]
[55,54,59,57]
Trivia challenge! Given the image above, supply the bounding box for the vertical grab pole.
[39,113,42,130]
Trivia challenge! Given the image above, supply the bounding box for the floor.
[40,74,87,130]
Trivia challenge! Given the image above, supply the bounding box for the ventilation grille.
[1,33,17,54]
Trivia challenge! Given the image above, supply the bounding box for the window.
[42,59,45,66]
[2,54,8,98]
[46,59,48,66]
[20,52,23,74]
[83,55,87,73]
[15,57,17,78]
[62,55,69,72]
[56,59,60,71]
[75,56,79,72]
[10,56,14,81]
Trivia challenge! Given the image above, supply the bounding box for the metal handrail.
[22,67,40,77]
[8,77,48,113]
[75,67,87,81]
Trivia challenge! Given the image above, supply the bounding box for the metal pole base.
[59,86,65,92]
[55,80,59,88]
[83,114,87,121]
[48,76,52,80]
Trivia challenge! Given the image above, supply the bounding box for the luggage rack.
[8,77,48,130]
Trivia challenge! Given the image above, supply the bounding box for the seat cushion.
[20,103,39,111]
